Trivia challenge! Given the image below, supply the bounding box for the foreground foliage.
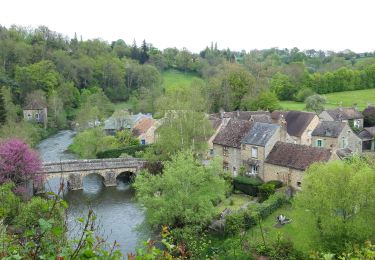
[134,150,227,229]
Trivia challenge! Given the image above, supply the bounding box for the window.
[251,147,258,158]
[340,137,347,149]
[316,139,323,147]
[242,144,246,150]
[27,113,32,119]
[141,139,146,145]
[223,146,229,156]
[297,181,302,187]
[35,113,40,120]
[223,162,229,171]
[353,120,360,128]
[210,149,214,156]
[250,165,259,175]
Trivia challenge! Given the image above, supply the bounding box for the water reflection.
[37,130,149,254]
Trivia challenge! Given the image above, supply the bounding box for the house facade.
[213,119,252,176]
[23,100,48,128]
[358,127,375,151]
[132,118,159,145]
[312,121,362,154]
[319,107,364,129]
[264,142,333,190]
[271,111,319,145]
[240,122,285,178]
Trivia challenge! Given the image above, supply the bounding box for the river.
[37,130,148,254]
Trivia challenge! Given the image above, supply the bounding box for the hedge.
[96,144,151,158]
[233,176,263,196]
[224,192,287,235]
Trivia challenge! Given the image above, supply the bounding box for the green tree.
[305,94,326,114]
[0,88,6,124]
[270,72,297,100]
[1,86,21,122]
[134,151,227,229]
[47,89,67,129]
[295,158,375,252]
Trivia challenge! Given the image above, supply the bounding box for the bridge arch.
[82,172,105,191]
[116,171,136,184]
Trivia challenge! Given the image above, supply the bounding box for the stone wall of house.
[213,144,241,176]
[241,144,265,176]
[299,115,320,146]
[138,125,157,144]
[312,124,362,153]
[263,163,304,190]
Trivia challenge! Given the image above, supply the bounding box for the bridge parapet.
[41,158,146,174]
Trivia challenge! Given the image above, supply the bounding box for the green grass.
[113,101,132,111]
[211,203,320,254]
[162,69,203,93]
[216,193,254,214]
[280,88,375,111]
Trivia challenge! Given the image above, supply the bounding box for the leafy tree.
[305,94,326,113]
[295,158,375,252]
[139,40,149,64]
[115,129,139,147]
[47,89,67,129]
[0,88,6,124]
[295,87,315,102]
[0,121,44,147]
[154,87,212,158]
[1,86,20,122]
[242,91,281,112]
[134,151,227,229]
[270,72,298,100]
[0,138,42,188]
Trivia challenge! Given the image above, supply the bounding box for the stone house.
[358,127,375,151]
[311,121,362,154]
[132,118,159,145]
[264,142,333,190]
[104,112,152,135]
[23,100,48,128]
[271,110,319,145]
[213,119,252,176]
[319,107,364,129]
[240,122,288,178]
[207,111,272,158]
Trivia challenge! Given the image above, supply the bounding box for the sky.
[1,0,374,53]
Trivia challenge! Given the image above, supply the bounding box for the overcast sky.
[1,0,374,53]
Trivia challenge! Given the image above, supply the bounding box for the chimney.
[352,103,358,111]
[279,115,287,142]
[236,110,240,118]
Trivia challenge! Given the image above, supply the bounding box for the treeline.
[1,24,375,123]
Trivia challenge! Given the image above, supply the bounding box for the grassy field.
[162,69,203,93]
[216,193,254,213]
[280,88,375,111]
[211,203,320,255]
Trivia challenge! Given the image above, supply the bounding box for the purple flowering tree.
[0,139,42,188]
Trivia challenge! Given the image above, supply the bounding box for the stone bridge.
[39,158,146,191]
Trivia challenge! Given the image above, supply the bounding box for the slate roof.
[209,118,222,131]
[284,111,316,137]
[132,118,155,137]
[241,122,279,146]
[336,148,353,159]
[312,121,346,138]
[265,141,332,171]
[358,127,375,140]
[325,107,363,120]
[213,119,252,148]
[104,113,152,130]
[250,114,273,123]
[209,111,270,121]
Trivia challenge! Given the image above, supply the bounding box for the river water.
[37,130,148,254]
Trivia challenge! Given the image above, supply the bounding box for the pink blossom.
[0,138,42,186]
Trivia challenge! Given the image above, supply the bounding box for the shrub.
[258,183,276,201]
[295,88,315,102]
[233,176,263,196]
[267,180,283,189]
[96,144,151,158]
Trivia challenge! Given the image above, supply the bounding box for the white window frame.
[250,165,259,175]
[251,147,258,159]
[317,139,323,147]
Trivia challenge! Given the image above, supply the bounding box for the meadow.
[280,88,375,111]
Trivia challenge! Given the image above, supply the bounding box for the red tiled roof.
[132,118,154,137]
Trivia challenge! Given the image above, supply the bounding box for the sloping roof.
[336,148,353,159]
[241,122,279,146]
[209,118,222,131]
[270,111,288,121]
[213,119,252,148]
[363,106,375,117]
[312,121,346,138]
[250,114,273,123]
[104,113,152,131]
[284,111,316,137]
[358,127,375,140]
[325,107,363,120]
[265,141,332,171]
[24,99,47,110]
[209,111,270,121]
[132,118,155,137]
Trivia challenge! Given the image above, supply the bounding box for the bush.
[267,180,283,189]
[258,183,276,202]
[96,144,151,158]
[295,88,315,102]
[224,192,287,234]
[233,176,263,196]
